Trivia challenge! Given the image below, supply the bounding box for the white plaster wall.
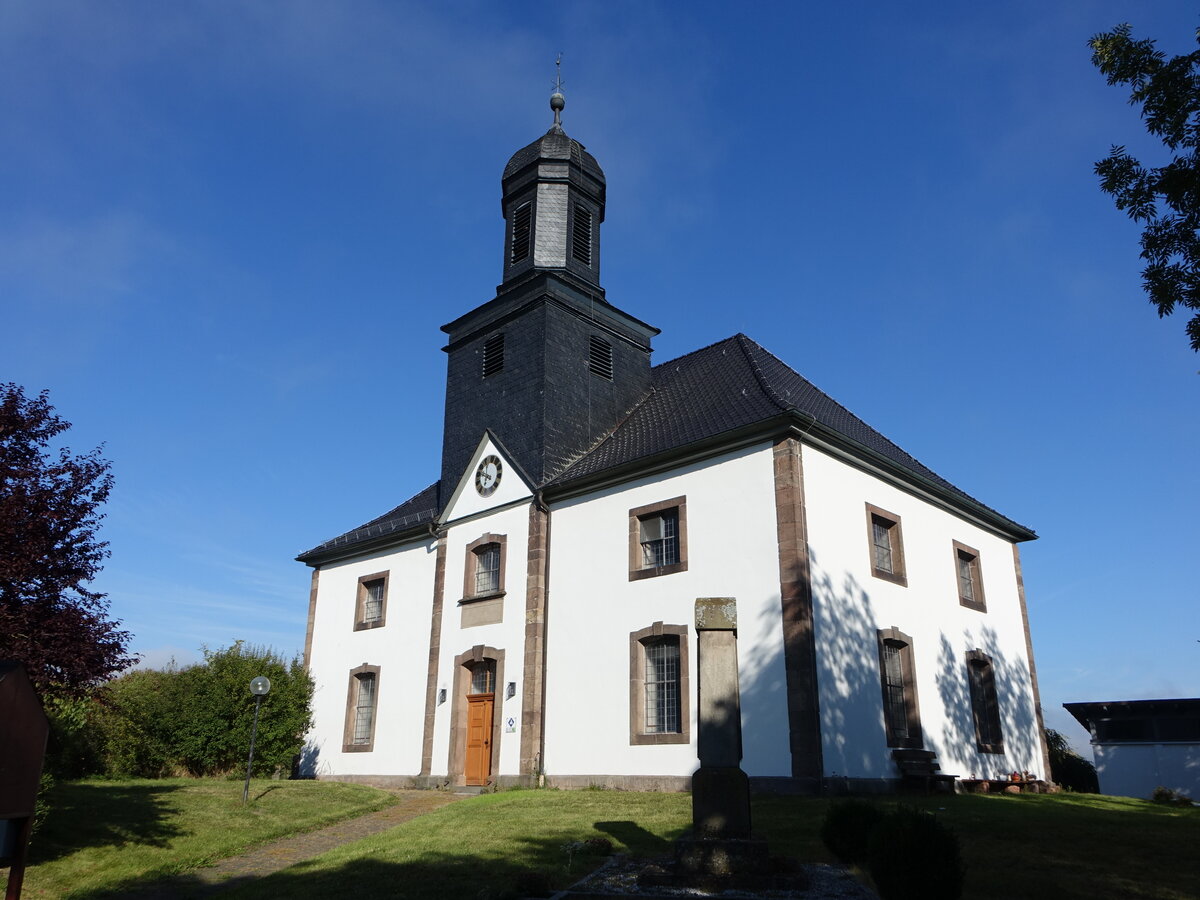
[801,444,1044,781]
[1095,743,1200,799]
[544,443,791,778]
[428,502,531,778]
[305,538,438,776]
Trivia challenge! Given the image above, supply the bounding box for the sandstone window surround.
[954,541,986,612]
[343,664,381,752]
[629,622,690,745]
[877,627,922,749]
[353,571,389,631]
[460,534,507,628]
[967,650,1004,753]
[865,503,907,587]
[629,497,688,581]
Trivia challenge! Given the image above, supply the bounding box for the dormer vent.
[572,205,592,266]
[588,335,613,380]
[511,203,532,264]
[482,333,505,378]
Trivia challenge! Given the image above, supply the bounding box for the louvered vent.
[588,335,613,380]
[572,205,592,266]
[482,333,505,378]
[511,203,532,264]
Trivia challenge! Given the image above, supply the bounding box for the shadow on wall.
[294,741,322,779]
[809,549,888,780]
[734,591,790,775]
[934,627,1040,780]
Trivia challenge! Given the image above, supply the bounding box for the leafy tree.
[1090,24,1200,351]
[0,384,134,695]
[1046,727,1099,793]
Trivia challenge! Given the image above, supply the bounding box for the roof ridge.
[733,333,792,413]
[649,333,742,372]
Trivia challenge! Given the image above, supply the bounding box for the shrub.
[820,799,884,864]
[1046,728,1099,793]
[867,806,963,900]
[1151,786,1194,806]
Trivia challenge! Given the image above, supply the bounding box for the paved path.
[123,790,468,899]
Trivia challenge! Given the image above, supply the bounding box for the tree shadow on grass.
[31,782,187,865]
[73,839,632,900]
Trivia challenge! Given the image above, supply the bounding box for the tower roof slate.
[502,127,604,183]
[298,333,1033,564]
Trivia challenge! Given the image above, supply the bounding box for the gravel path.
[120,789,467,899]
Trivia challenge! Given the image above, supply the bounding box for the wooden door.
[465,694,494,785]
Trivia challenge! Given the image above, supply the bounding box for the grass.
[19,784,1199,899]
[20,777,396,899]
[219,790,1199,900]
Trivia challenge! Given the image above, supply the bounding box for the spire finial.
[550,53,565,131]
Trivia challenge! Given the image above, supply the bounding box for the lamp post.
[242,676,271,805]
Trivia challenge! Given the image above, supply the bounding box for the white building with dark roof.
[297,94,1050,791]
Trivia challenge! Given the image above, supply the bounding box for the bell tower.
[438,86,657,503]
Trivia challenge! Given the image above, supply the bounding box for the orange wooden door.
[465,694,494,785]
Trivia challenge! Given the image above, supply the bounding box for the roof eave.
[295,519,436,567]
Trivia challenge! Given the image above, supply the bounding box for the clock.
[475,455,502,497]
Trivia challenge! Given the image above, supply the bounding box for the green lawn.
[19,783,1200,900]
[219,790,1199,900]
[21,778,395,899]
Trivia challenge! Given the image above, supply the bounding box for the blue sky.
[4,1,1197,756]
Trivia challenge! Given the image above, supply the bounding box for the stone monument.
[674,598,769,876]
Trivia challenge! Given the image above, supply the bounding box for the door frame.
[448,645,506,786]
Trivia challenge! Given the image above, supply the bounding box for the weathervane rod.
[550,52,565,130]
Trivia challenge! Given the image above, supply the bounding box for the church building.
[297,90,1051,792]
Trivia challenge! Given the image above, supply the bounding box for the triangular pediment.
[439,431,533,524]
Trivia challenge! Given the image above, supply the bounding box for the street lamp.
[242,676,271,805]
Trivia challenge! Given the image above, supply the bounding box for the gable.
[439,432,533,525]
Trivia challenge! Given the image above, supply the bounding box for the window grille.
[363,579,384,623]
[470,660,496,695]
[883,641,908,741]
[588,335,613,380]
[482,333,504,378]
[474,543,500,594]
[353,673,377,745]
[957,551,976,604]
[872,516,894,573]
[640,511,678,568]
[645,639,681,733]
[572,205,592,265]
[968,656,1003,748]
[511,203,531,264]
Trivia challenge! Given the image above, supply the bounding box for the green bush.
[1046,728,1099,793]
[43,641,314,779]
[867,806,963,900]
[820,799,884,864]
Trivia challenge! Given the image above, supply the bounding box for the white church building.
[297,93,1051,792]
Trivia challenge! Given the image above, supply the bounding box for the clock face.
[475,455,502,497]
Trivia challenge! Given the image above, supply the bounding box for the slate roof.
[298,333,1032,563]
[297,482,439,561]
[551,334,1031,536]
[502,127,604,183]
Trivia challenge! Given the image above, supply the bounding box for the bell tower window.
[482,333,505,378]
[572,205,592,266]
[510,202,532,264]
[588,336,613,380]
